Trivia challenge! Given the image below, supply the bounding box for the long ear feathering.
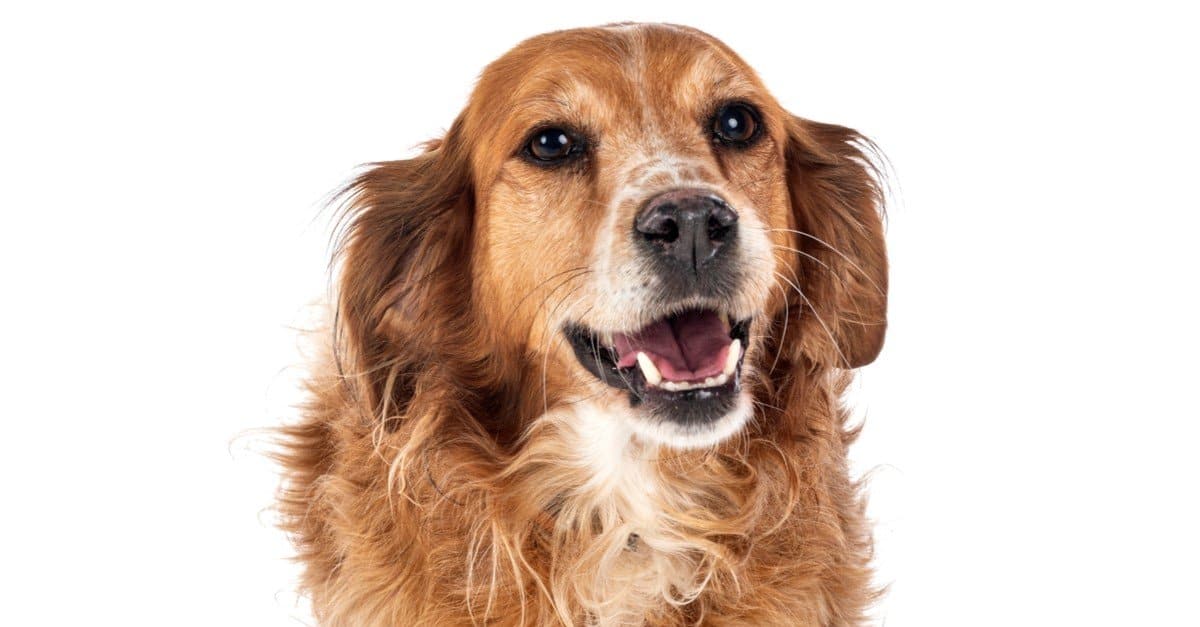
[782,116,889,370]
[321,117,517,525]
[272,120,528,623]
[328,120,478,425]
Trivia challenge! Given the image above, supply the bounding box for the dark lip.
[564,315,751,424]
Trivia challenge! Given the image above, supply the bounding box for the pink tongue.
[613,310,731,382]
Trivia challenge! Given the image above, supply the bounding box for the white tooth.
[636,352,663,386]
[723,339,742,376]
[600,331,614,347]
[656,370,738,393]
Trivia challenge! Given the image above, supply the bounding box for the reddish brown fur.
[276,24,888,626]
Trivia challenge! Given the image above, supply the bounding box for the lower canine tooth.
[723,339,742,376]
[636,352,663,386]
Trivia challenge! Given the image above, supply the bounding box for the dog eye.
[712,103,760,145]
[527,128,580,162]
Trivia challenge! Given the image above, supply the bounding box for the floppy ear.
[784,116,888,368]
[333,118,475,417]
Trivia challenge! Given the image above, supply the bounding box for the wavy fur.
[276,23,888,626]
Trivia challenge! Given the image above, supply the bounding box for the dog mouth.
[565,308,750,424]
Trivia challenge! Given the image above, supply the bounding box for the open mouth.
[565,308,750,425]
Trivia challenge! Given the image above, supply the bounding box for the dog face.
[336,24,887,450]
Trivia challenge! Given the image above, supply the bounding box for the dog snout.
[635,189,739,271]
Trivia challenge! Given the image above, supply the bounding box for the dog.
[277,23,888,626]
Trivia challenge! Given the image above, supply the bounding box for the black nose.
[635,190,739,271]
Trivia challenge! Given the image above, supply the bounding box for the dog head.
[334,24,887,449]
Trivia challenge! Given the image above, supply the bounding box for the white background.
[2,1,1197,625]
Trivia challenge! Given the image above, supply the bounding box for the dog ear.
[333,118,475,415]
[783,116,888,368]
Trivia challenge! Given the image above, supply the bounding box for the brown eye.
[712,103,760,145]
[527,127,579,162]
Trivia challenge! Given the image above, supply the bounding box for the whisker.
[608,339,644,404]
[539,286,589,415]
[547,301,597,411]
[512,267,592,339]
[768,280,789,375]
[524,270,592,400]
[772,243,870,329]
[760,226,885,297]
[770,242,836,280]
[777,254,869,344]
[773,270,851,369]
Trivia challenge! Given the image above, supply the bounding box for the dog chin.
[624,392,754,450]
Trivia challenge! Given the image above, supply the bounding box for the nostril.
[657,220,679,242]
[708,217,731,242]
[707,204,738,242]
[637,203,680,243]
[642,220,678,243]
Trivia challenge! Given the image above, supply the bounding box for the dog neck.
[505,396,743,625]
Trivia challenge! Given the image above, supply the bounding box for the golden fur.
[276,23,888,626]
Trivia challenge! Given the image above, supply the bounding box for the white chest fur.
[540,398,719,625]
